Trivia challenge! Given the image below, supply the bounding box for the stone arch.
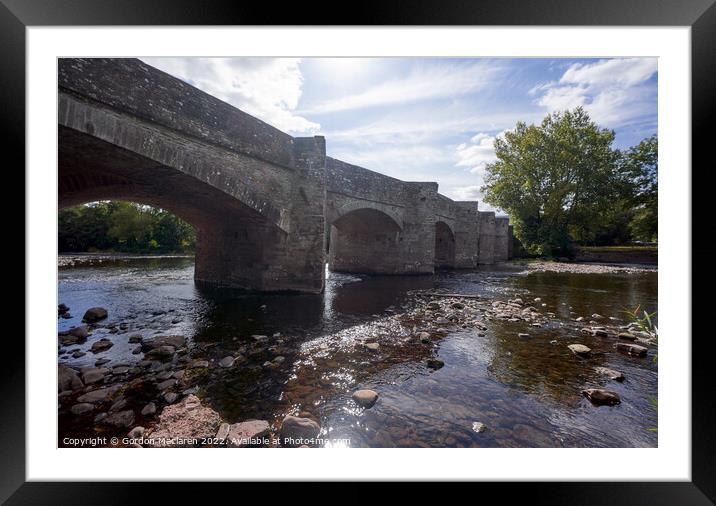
[332,200,403,231]
[434,220,456,269]
[59,125,287,291]
[327,206,405,274]
[58,95,288,232]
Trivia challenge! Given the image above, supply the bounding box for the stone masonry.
[58,58,512,293]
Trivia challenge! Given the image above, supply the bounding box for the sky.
[141,57,657,210]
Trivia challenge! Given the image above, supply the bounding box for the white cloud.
[532,58,657,127]
[455,132,501,174]
[300,61,503,115]
[141,57,320,135]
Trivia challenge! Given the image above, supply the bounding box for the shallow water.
[58,256,658,447]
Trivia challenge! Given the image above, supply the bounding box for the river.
[58,255,658,448]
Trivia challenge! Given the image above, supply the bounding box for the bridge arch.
[327,205,405,274]
[434,220,456,269]
[59,125,289,290]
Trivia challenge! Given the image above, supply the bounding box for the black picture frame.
[4,0,713,502]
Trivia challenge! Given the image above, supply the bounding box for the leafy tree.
[58,201,196,254]
[481,107,621,256]
[619,135,658,242]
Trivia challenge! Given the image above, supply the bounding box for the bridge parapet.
[59,58,297,170]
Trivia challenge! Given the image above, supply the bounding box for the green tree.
[58,201,196,254]
[481,107,623,256]
[620,135,658,242]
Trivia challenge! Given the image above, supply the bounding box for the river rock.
[352,389,379,408]
[58,364,83,392]
[163,392,179,404]
[77,385,121,404]
[141,402,157,416]
[90,339,113,353]
[145,395,221,447]
[109,398,127,412]
[568,344,591,357]
[128,335,143,343]
[219,356,235,368]
[157,379,177,391]
[216,422,230,441]
[617,332,637,341]
[142,335,185,352]
[70,403,94,416]
[128,426,145,439]
[69,325,90,339]
[191,360,209,368]
[146,345,175,360]
[616,342,648,357]
[71,351,86,358]
[365,342,380,351]
[104,409,135,428]
[280,416,320,447]
[582,388,621,406]
[518,333,530,339]
[426,358,444,370]
[58,303,69,314]
[594,366,625,382]
[418,332,431,343]
[94,358,111,367]
[591,328,609,337]
[226,420,272,447]
[82,367,109,385]
[83,307,108,323]
[435,317,450,325]
[112,366,130,375]
[472,422,487,433]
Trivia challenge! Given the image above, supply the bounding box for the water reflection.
[58,257,657,447]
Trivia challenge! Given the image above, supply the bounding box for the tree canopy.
[481,107,657,256]
[58,201,196,254]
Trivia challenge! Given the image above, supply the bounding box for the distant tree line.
[481,107,657,257]
[58,201,196,254]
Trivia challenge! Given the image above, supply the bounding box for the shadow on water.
[58,256,658,448]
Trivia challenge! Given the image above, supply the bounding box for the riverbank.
[518,259,657,274]
[575,246,658,265]
[59,252,194,268]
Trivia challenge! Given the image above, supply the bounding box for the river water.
[58,256,658,448]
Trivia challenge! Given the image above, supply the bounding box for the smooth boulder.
[351,389,379,409]
[226,420,272,447]
[594,366,625,382]
[83,307,108,323]
[582,388,621,406]
[280,416,320,447]
[58,364,84,392]
[568,344,591,357]
[616,342,648,357]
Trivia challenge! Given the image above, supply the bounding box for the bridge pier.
[494,217,510,262]
[478,211,496,264]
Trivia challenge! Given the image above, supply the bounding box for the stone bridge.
[58,58,512,294]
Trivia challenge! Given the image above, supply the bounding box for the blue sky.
[141,57,657,209]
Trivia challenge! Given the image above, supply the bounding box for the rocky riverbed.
[58,259,658,448]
